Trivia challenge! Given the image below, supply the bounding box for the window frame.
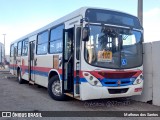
[22,38,29,56]
[36,30,49,55]
[49,24,64,54]
[17,41,22,56]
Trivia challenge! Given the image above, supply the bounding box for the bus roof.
[11,7,138,44]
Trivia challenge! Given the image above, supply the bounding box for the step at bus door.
[62,28,74,94]
[29,41,35,83]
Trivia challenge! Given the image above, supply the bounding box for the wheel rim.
[52,80,62,96]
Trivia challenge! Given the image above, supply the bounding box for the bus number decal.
[98,50,112,62]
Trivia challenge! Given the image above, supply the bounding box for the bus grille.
[108,88,128,94]
[104,81,130,85]
[102,79,132,87]
[98,71,137,79]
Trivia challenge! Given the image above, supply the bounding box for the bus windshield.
[85,8,142,29]
[84,25,143,69]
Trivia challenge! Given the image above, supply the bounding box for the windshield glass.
[84,25,143,69]
[85,9,142,29]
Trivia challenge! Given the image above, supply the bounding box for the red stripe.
[10,64,18,67]
[10,64,142,78]
[33,66,51,72]
[79,70,142,79]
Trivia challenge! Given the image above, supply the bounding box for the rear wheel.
[17,70,24,84]
[48,75,66,101]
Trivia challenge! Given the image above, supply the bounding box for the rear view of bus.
[78,8,143,100]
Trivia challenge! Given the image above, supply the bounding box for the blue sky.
[0,0,160,55]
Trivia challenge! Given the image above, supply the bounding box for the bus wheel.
[17,70,24,84]
[48,75,66,101]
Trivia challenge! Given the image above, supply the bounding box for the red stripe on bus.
[10,64,142,79]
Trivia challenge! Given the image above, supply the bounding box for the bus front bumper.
[80,81,143,100]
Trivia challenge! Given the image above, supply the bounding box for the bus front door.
[62,28,74,95]
[29,41,35,83]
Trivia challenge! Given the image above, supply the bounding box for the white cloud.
[144,8,160,17]
[143,8,160,42]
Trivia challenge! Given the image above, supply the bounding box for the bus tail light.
[83,72,102,87]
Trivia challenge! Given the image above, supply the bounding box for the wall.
[152,41,160,106]
[132,42,160,106]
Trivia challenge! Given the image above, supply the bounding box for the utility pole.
[138,0,143,27]
[2,34,6,64]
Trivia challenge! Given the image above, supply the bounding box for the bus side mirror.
[82,27,90,41]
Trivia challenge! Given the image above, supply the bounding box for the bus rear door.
[28,40,35,84]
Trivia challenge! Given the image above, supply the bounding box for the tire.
[17,70,24,84]
[48,75,66,101]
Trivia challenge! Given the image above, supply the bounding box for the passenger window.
[49,25,64,53]
[17,41,22,56]
[37,31,48,55]
[22,39,28,56]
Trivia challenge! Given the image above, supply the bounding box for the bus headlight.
[133,78,143,85]
[133,74,143,85]
[83,72,102,87]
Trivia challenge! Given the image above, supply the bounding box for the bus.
[10,7,143,101]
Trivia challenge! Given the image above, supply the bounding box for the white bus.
[10,7,143,101]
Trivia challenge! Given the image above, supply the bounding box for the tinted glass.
[38,31,48,44]
[17,41,22,56]
[84,25,143,69]
[37,31,48,55]
[49,25,64,53]
[22,39,28,56]
[85,9,142,29]
[37,43,48,55]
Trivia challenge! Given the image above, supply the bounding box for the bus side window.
[17,41,22,56]
[22,39,28,56]
[37,31,48,55]
[49,25,64,54]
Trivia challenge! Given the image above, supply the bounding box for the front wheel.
[48,75,66,101]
